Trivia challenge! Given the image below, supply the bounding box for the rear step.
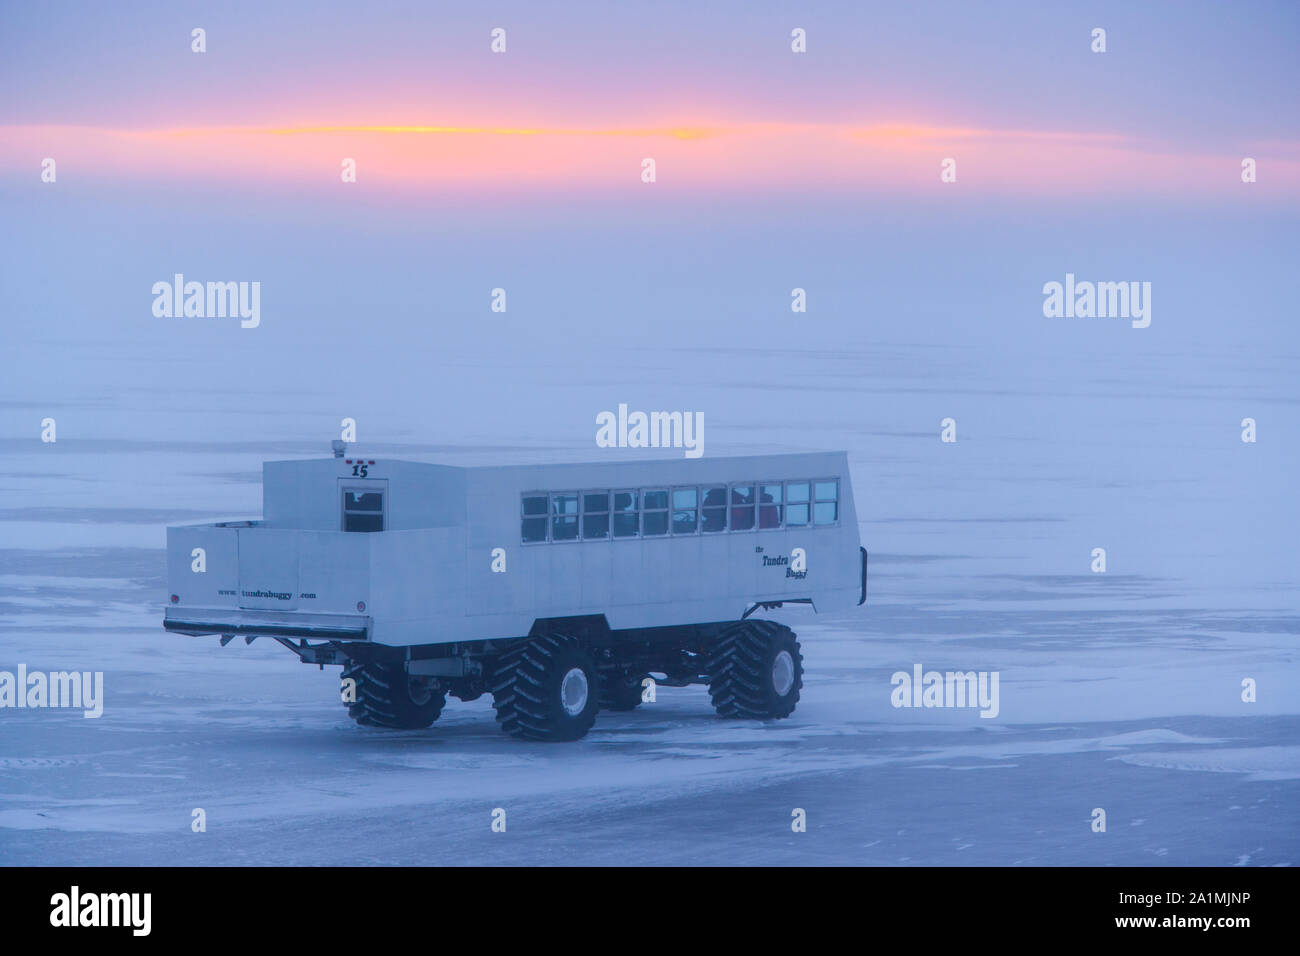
[163,609,369,641]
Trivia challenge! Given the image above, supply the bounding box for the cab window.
[343,488,384,532]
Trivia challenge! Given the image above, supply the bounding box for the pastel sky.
[3,0,1298,198]
[2,0,1297,459]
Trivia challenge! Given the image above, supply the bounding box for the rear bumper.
[163,607,371,640]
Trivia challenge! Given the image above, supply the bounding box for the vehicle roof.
[269,448,847,471]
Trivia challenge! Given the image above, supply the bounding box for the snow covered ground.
[1,323,1296,865]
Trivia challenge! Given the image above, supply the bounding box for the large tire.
[341,660,446,729]
[705,620,802,719]
[598,662,644,712]
[491,634,599,741]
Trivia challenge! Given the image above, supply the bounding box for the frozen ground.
[1,331,1296,866]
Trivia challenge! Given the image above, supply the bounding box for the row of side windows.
[521,480,839,544]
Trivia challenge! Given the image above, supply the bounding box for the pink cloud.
[4,120,1297,200]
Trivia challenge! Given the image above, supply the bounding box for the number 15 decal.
[352,464,368,477]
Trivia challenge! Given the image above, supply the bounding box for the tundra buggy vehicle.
[164,444,867,741]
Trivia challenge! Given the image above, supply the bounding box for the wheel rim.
[560,666,589,716]
[407,676,433,706]
[771,650,795,697]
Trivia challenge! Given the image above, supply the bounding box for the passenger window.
[521,494,548,542]
[701,486,727,532]
[612,490,639,537]
[642,489,668,536]
[583,491,610,539]
[730,484,756,531]
[759,483,783,529]
[552,493,579,541]
[814,480,839,525]
[785,481,810,526]
[517,482,820,542]
[343,488,384,533]
[671,487,698,534]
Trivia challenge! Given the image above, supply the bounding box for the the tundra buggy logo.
[240,588,292,601]
[760,547,807,578]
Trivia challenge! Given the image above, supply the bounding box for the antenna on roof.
[331,439,347,459]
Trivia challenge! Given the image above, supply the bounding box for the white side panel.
[166,525,239,610]
[236,529,300,610]
[368,528,465,645]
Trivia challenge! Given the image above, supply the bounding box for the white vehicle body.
[162,447,867,740]
[164,451,865,647]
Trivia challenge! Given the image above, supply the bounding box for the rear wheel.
[705,620,802,719]
[491,634,599,741]
[341,660,446,729]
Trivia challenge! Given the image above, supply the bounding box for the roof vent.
[331,439,347,458]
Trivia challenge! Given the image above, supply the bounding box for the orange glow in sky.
[3,118,1297,199]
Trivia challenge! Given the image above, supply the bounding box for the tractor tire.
[705,620,802,719]
[341,660,446,729]
[491,634,599,741]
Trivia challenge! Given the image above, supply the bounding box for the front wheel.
[705,620,802,719]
